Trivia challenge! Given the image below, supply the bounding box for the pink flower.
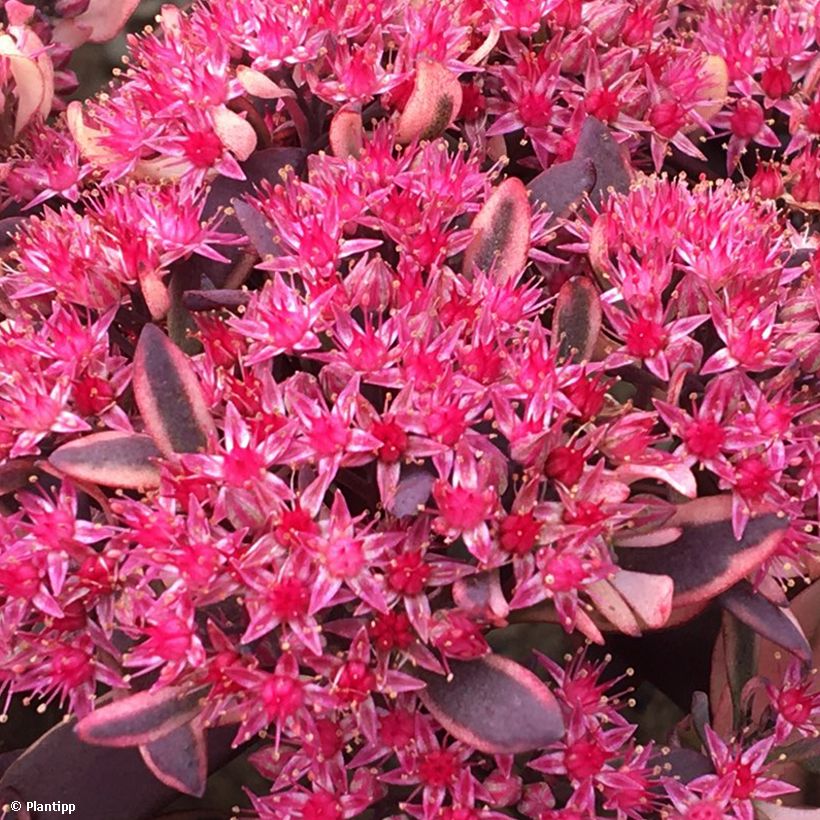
[694,727,799,819]
[765,660,820,743]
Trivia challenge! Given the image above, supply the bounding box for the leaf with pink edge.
[140,268,171,321]
[196,146,305,288]
[551,276,602,364]
[75,686,207,748]
[49,432,162,490]
[616,496,788,608]
[462,177,531,284]
[133,324,216,457]
[709,610,756,736]
[718,581,811,661]
[54,0,140,45]
[330,106,364,159]
[236,66,294,99]
[211,105,256,161]
[609,569,674,629]
[452,570,509,626]
[232,198,279,258]
[755,806,820,819]
[528,157,596,225]
[1,715,237,820]
[419,654,564,754]
[586,579,642,636]
[140,721,207,798]
[572,116,632,207]
[0,33,47,137]
[396,61,462,144]
[757,581,820,692]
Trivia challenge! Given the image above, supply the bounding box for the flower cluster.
[0,0,819,817]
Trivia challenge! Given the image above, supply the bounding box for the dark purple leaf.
[528,157,596,224]
[388,469,435,518]
[181,289,252,311]
[690,690,711,743]
[49,432,161,490]
[0,215,25,246]
[616,496,788,607]
[462,177,531,283]
[133,324,216,457]
[452,570,509,625]
[231,198,279,258]
[0,457,38,496]
[718,581,811,661]
[75,686,207,748]
[140,721,207,798]
[199,147,305,287]
[649,747,713,783]
[573,116,632,207]
[419,654,564,754]
[203,147,306,221]
[0,751,22,780]
[167,266,202,356]
[0,716,237,820]
[551,276,602,363]
[710,609,757,735]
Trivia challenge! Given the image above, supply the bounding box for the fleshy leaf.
[693,55,729,122]
[462,177,531,283]
[181,289,251,311]
[616,496,788,607]
[651,747,713,782]
[388,469,435,518]
[235,66,294,99]
[329,106,364,159]
[610,569,674,629]
[232,198,279,258]
[139,721,207,798]
[754,806,820,820]
[167,266,202,355]
[133,324,216,457]
[757,581,820,690]
[211,105,257,161]
[616,461,697,499]
[586,579,641,636]
[0,456,38,496]
[75,686,207,748]
[718,581,811,661]
[551,276,601,363]
[528,157,596,224]
[0,32,49,137]
[709,610,757,736]
[197,146,305,288]
[53,0,140,45]
[572,116,632,207]
[419,654,564,754]
[396,61,462,144]
[140,268,171,321]
[49,432,161,490]
[0,715,237,820]
[452,570,509,626]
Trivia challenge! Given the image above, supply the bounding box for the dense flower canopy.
[0,0,819,818]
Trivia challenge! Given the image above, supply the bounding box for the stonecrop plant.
[1,0,820,818]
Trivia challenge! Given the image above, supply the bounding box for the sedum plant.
[0,0,819,818]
